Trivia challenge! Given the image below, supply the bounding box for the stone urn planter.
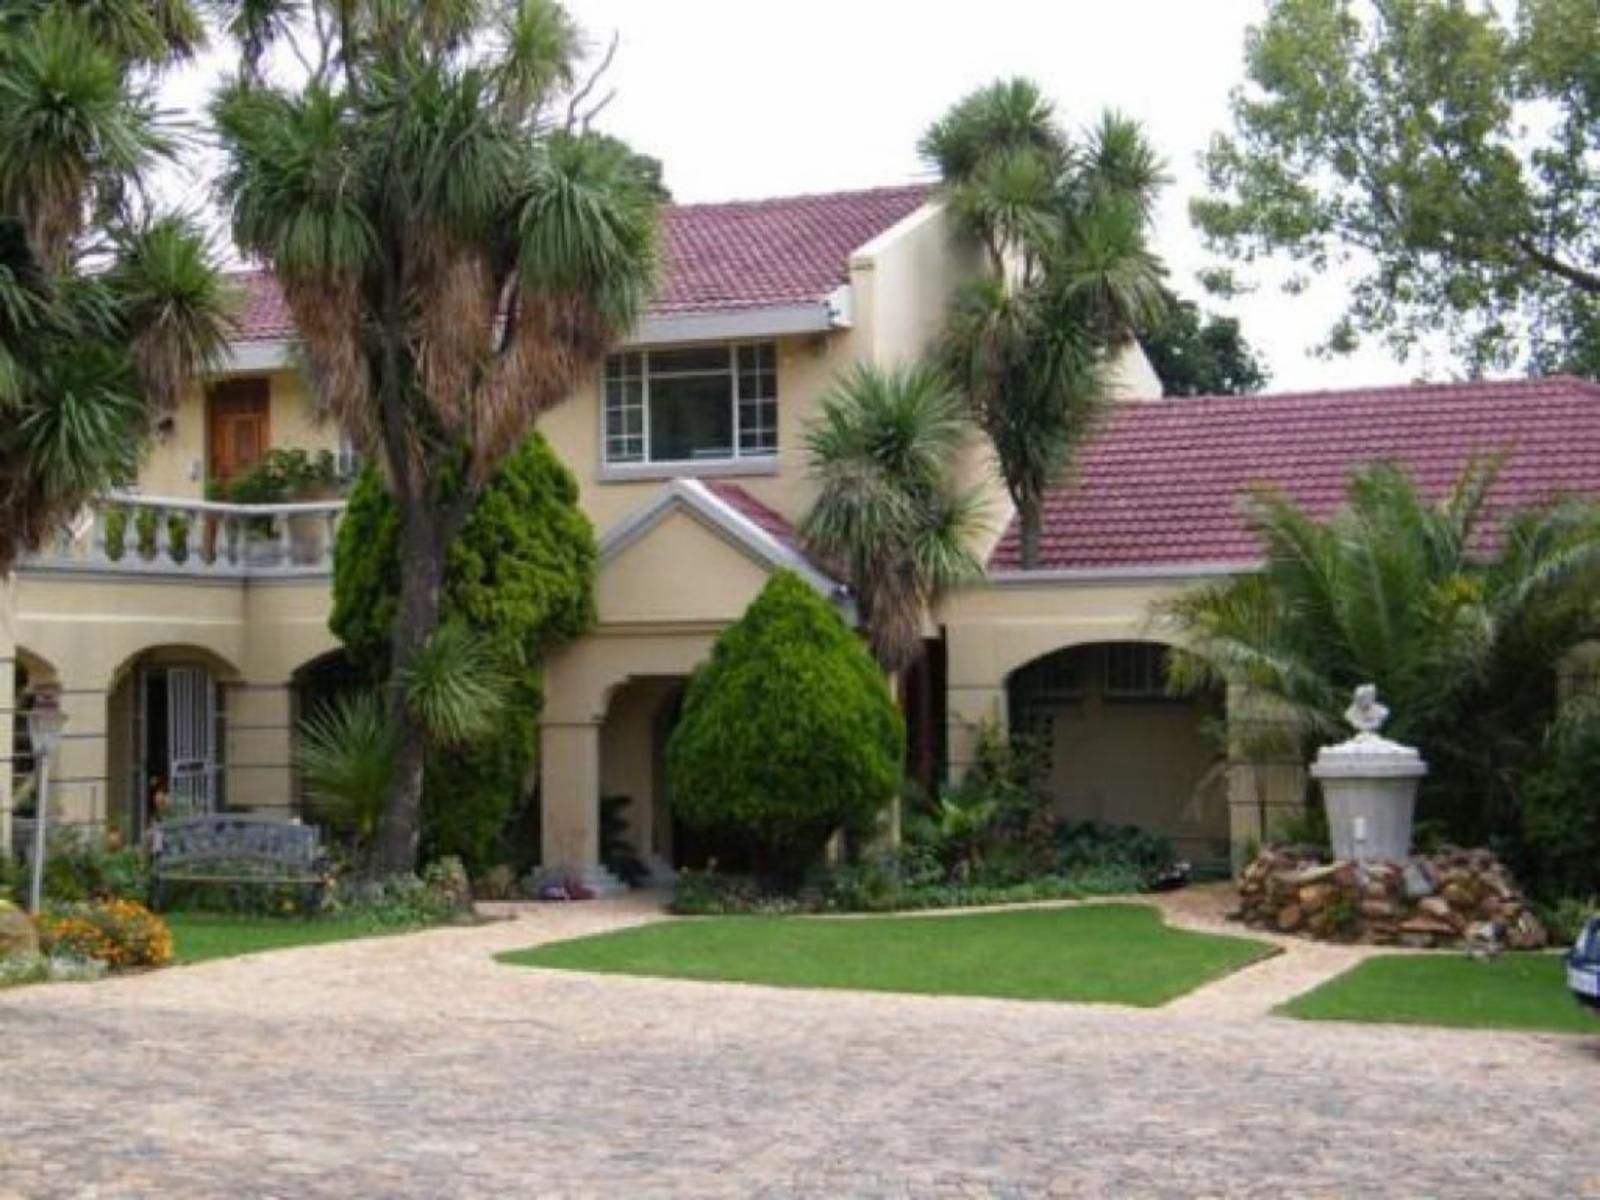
[1310,685,1426,864]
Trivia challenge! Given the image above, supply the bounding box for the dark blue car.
[1570,915,1600,1014]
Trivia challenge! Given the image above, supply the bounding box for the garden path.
[1143,883,1385,1018]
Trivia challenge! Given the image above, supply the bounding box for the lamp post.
[26,685,67,915]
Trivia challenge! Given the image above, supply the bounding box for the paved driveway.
[2,897,1598,1199]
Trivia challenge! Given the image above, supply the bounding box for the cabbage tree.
[926,82,1169,566]
[210,0,662,870]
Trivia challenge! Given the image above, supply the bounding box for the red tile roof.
[226,184,931,341]
[988,376,1600,572]
[653,185,927,316]
[702,480,802,554]
[228,269,296,341]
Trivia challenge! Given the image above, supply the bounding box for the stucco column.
[941,618,1008,785]
[1225,683,1307,870]
[225,682,295,815]
[945,684,1006,784]
[539,719,625,894]
[54,682,111,838]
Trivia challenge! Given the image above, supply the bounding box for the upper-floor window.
[604,342,777,467]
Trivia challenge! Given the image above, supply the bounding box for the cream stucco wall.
[937,572,1301,869]
[538,490,817,876]
[5,570,339,834]
[597,510,780,627]
[1041,692,1227,862]
[1108,340,1165,402]
[138,368,339,499]
[536,203,984,543]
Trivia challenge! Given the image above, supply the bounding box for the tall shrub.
[1517,702,1600,901]
[330,433,595,871]
[667,571,903,885]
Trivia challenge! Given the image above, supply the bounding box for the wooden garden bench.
[150,814,330,910]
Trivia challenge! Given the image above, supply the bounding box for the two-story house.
[6,183,1600,884]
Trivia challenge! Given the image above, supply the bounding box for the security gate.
[166,667,217,819]
[130,663,224,840]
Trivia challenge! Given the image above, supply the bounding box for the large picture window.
[604,342,777,467]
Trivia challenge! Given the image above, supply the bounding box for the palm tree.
[211,0,662,871]
[0,3,232,570]
[925,81,1170,568]
[801,363,986,674]
[1161,459,1600,843]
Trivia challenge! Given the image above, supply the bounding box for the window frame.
[599,341,779,480]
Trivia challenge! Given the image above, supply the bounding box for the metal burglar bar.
[167,667,217,819]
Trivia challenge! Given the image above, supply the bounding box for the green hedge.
[330,434,596,871]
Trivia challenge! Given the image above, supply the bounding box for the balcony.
[23,493,348,578]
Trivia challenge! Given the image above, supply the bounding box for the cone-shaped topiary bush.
[667,570,903,886]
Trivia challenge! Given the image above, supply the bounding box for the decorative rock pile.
[1236,846,1548,950]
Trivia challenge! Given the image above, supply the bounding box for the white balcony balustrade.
[28,494,348,577]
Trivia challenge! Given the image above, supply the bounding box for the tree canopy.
[927,79,1170,566]
[1142,289,1268,397]
[801,362,985,673]
[331,433,595,672]
[0,0,232,569]
[1162,459,1600,846]
[1195,0,1600,374]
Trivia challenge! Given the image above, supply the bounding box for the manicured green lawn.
[166,914,411,964]
[1283,953,1599,1034]
[498,903,1274,1007]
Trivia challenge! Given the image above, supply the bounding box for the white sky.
[157,0,1432,391]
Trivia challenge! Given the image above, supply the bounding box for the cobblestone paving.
[2,896,1599,1199]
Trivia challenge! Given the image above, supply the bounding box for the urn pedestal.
[1309,686,1427,865]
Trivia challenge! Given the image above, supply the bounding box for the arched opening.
[11,647,60,823]
[1007,641,1229,872]
[598,675,687,882]
[290,648,368,818]
[106,646,242,846]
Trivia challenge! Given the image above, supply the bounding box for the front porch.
[536,477,849,887]
[1,495,346,855]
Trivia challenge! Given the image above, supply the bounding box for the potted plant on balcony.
[217,449,343,566]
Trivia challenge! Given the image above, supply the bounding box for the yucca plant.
[295,692,395,846]
[0,2,231,570]
[802,363,986,674]
[925,80,1170,567]
[1161,459,1600,844]
[400,623,511,747]
[210,0,663,870]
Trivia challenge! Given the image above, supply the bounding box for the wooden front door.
[207,378,271,486]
